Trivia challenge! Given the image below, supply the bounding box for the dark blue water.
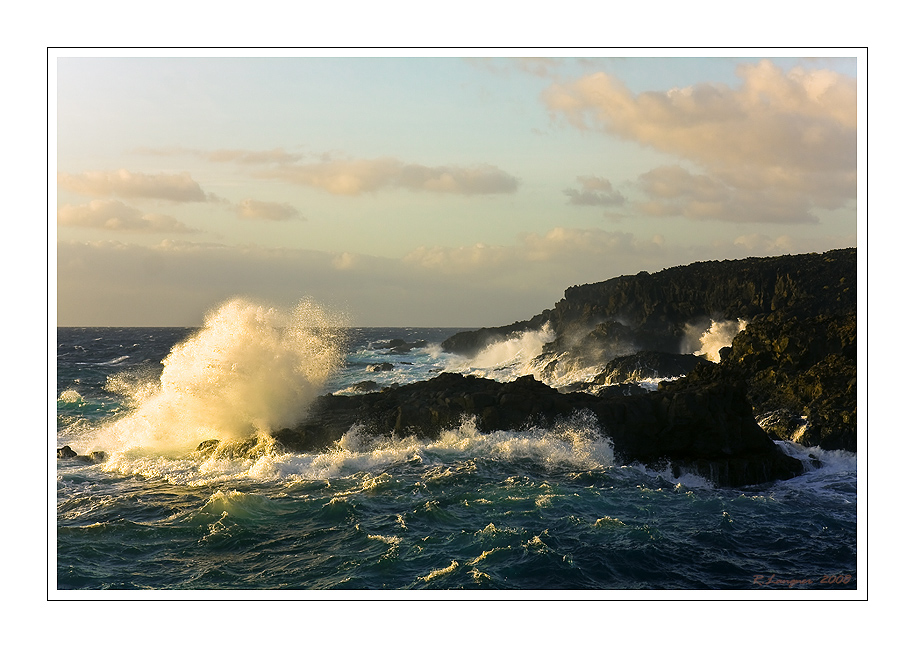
[56,320,858,591]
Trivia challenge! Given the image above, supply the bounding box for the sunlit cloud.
[57,199,198,232]
[633,165,819,224]
[58,169,208,202]
[403,227,645,273]
[207,148,303,165]
[133,146,303,165]
[58,224,856,327]
[237,198,302,221]
[564,175,625,206]
[402,242,513,273]
[542,60,856,224]
[258,157,519,196]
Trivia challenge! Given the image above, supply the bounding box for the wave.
[682,318,747,362]
[96,414,616,487]
[83,297,347,454]
[441,324,555,382]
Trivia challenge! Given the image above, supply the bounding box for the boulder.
[56,446,107,463]
[367,362,395,372]
[376,339,429,354]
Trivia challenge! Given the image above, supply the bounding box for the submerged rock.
[376,339,429,354]
[351,380,380,392]
[56,446,107,463]
[367,362,395,372]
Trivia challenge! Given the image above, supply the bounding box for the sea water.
[55,299,858,592]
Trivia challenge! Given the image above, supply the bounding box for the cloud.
[564,175,625,206]
[259,157,519,196]
[237,199,302,221]
[207,148,303,165]
[402,227,644,275]
[633,165,819,224]
[542,60,856,223]
[57,200,198,232]
[133,146,303,165]
[58,227,856,328]
[58,169,208,202]
[398,163,519,194]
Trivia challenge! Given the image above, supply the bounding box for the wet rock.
[376,339,429,354]
[367,362,395,372]
[590,351,712,386]
[196,439,220,453]
[271,372,802,488]
[351,380,380,392]
[56,445,107,463]
[442,248,857,452]
[591,383,649,398]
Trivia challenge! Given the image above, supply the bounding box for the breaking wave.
[85,298,347,454]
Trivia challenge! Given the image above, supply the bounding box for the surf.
[84,297,347,455]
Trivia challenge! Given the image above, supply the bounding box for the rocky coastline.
[439,248,856,454]
[59,248,856,489]
[268,248,854,487]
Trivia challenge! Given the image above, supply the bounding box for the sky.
[54,50,861,327]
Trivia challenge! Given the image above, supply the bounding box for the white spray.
[682,318,747,363]
[92,298,347,454]
[443,324,555,381]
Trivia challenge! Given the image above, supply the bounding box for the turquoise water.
[56,321,857,591]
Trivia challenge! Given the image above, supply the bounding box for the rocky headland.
[61,249,856,489]
[441,247,857,453]
[264,248,855,487]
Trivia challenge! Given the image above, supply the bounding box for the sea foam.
[89,297,347,454]
[682,318,747,362]
[442,324,555,382]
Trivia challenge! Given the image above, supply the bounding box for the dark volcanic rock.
[591,351,713,386]
[440,310,551,356]
[591,383,649,398]
[271,372,802,488]
[677,310,857,451]
[376,339,429,354]
[442,248,857,451]
[367,362,395,372]
[351,380,380,392]
[57,446,107,463]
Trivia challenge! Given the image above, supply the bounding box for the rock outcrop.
[675,310,857,451]
[57,446,107,464]
[441,248,857,452]
[267,372,802,488]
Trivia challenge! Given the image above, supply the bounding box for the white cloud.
[258,157,519,196]
[58,169,208,202]
[57,199,197,232]
[633,165,819,224]
[542,60,857,224]
[57,229,856,328]
[564,175,625,206]
[237,199,302,221]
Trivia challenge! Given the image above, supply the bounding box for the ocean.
[55,300,858,593]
